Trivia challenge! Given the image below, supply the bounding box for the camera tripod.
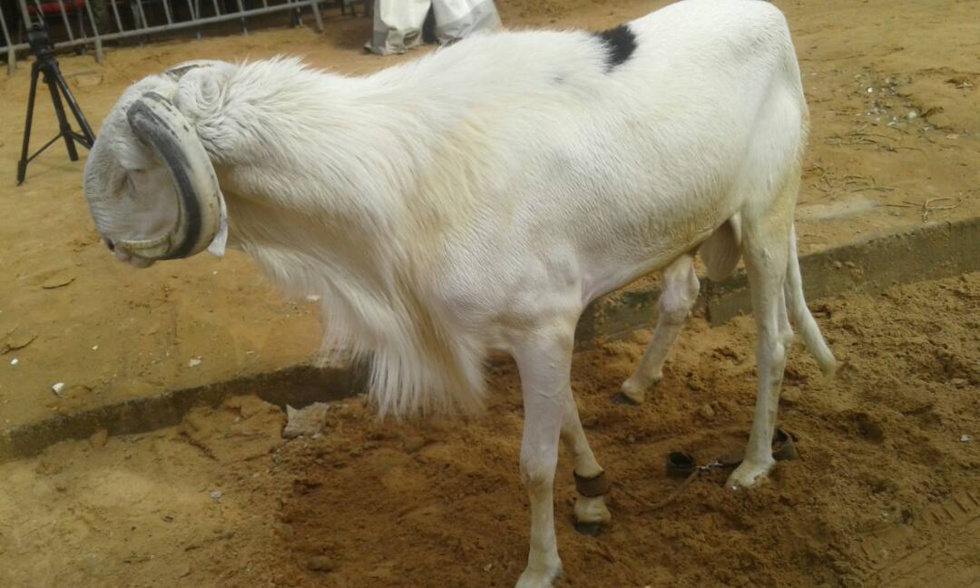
[17,24,96,185]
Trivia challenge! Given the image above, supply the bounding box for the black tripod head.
[27,23,55,62]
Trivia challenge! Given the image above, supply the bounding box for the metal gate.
[0,0,358,75]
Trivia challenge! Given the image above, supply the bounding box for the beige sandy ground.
[0,0,978,586]
[1,272,978,587]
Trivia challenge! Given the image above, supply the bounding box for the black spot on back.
[594,24,637,71]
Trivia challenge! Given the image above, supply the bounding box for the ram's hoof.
[617,376,659,405]
[726,459,775,490]
[573,521,604,536]
[515,560,562,588]
[572,492,611,536]
[612,391,642,406]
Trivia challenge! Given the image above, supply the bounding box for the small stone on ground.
[283,403,330,439]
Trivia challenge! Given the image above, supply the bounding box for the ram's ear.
[171,61,236,129]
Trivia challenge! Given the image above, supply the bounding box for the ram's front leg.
[561,394,611,535]
[513,326,578,588]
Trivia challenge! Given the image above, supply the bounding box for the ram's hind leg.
[618,253,699,404]
[726,208,792,490]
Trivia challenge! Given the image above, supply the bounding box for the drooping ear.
[171,62,237,133]
[163,59,228,81]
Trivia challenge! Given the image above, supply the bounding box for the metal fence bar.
[109,0,125,34]
[234,0,248,33]
[30,0,44,24]
[1,0,326,73]
[3,2,30,74]
[78,1,322,45]
[18,1,31,23]
[309,0,322,31]
[82,0,102,62]
[54,0,76,42]
[306,0,322,32]
[185,0,201,39]
[134,1,149,46]
[134,1,148,31]
[1,5,15,74]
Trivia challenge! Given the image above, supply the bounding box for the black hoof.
[574,521,605,536]
[613,392,642,406]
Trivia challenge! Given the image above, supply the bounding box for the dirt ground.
[1,272,978,588]
[0,0,978,586]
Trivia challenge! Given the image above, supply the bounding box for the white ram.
[82,0,836,586]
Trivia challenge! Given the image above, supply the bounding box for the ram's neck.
[201,57,504,288]
[203,64,414,228]
[196,61,437,308]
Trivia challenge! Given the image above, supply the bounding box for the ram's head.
[82,60,230,268]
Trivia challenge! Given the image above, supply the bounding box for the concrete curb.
[0,364,367,462]
[3,217,978,462]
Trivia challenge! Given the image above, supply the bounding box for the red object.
[28,0,87,15]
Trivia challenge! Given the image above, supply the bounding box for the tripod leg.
[54,70,96,147]
[43,67,80,162]
[17,62,42,185]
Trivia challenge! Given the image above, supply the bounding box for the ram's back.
[395,0,806,304]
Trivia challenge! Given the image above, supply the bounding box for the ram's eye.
[116,173,136,194]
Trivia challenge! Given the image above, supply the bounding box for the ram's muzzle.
[116,91,225,260]
[83,84,227,265]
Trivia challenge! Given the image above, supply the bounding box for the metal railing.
[0,0,352,74]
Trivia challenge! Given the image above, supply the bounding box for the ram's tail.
[700,218,837,377]
[784,223,837,376]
